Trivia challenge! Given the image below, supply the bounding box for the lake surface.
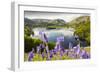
[32,28,85,48]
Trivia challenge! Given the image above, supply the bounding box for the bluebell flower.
[28,51,34,61]
[40,44,45,49]
[82,53,88,59]
[57,36,64,42]
[55,41,64,52]
[39,31,48,43]
[39,31,43,35]
[53,49,57,54]
[81,50,90,59]
[42,52,45,59]
[49,51,53,58]
[46,45,49,53]
[43,33,48,43]
[60,50,63,56]
[73,44,80,55]
[54,43,59,51]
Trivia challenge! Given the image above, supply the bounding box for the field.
[24,47,90,61]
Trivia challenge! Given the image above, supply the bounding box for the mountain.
[24,18,67,27]
[24,16,90,29]
[24,18,34,27]
[68,16,90,28]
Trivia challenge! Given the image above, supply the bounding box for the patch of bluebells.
[28,48,34,61]
[28,32,90,61]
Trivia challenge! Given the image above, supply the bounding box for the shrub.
[24,36,42,53]
[47,42,55,50]
[24,35,55,53]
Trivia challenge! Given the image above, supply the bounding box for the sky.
[24,11,89,22]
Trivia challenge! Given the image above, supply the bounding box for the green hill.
[68,16,90,46]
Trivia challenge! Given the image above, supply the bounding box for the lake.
[32,28,85,49]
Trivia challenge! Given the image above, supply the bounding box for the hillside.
[24,18,67,28]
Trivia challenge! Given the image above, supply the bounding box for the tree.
[24,25,34,36]
[74,16,90,46]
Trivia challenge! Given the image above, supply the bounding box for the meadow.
[24,16,90,61]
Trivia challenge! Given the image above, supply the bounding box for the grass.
[85,47,90,53]
[24,47,90,62]
[24,53,29,61]
[47,25,68,29]
[24,53,73,61]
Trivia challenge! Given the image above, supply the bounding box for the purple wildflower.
[49,51,53,58]
[61,48,65,53]
[39,31,43,35]
[73,46,77,53]
[73,44,80,55]
[46,46,49,53]
[80,50,90,59]
[55,40,63,52]
[57,36,64,42]
[40,44,45,49]
[28,51,34,61]
[76,48,80,55]
[43,33,48,43]
[42,52,45,59]
[60,50,63,56]
[39,31,48,43]
[54,43,59,51]
[53,49,57,54]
